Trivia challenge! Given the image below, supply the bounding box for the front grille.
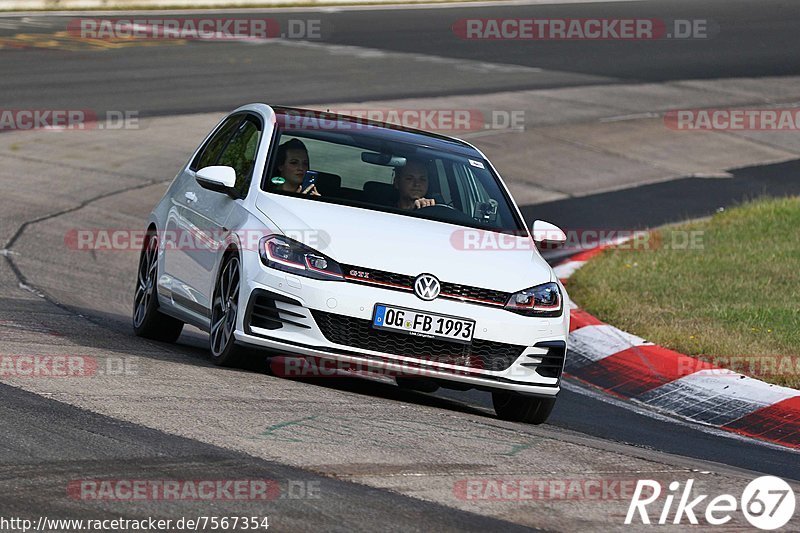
[440,282,508,306]
[341,264,511,308]
[310,310,526,371]
[343,265,414,289]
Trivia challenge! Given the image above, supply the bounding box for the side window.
[217,117,262,196]
[191,115,243,171]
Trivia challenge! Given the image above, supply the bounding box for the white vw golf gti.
[133,104,570,424]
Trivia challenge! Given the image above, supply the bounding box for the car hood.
[255,194,553,293]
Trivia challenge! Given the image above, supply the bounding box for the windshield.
[262,127,526,234]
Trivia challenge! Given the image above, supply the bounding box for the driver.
[393,159,436,210]
[272,138,320,196]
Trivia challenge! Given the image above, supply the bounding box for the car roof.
[269,105,485,158]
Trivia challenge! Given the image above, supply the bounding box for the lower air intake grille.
[246,290,311,332]
[310,310,526,371]
[521,340,566,379]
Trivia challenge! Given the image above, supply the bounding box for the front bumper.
[235,253,569,397]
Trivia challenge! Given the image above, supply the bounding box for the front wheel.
[209,253,245,367]
[492,391,555,425]
[132,231,184,342]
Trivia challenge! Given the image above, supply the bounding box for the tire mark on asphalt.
[257,416,320,442]
[254,414,557,458]
[2,177,169,295]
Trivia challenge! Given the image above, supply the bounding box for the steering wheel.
[418,203,456,211]
[417,203,477,225]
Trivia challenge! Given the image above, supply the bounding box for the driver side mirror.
[532,220,567,244]
[196,166,236,194]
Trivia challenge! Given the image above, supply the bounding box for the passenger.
[393,159,435,210]
[272,138,320,196]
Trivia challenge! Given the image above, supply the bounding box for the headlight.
[505,282,562,317]
[259,235,344,281]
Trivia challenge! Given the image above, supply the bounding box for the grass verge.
[567,196,800,389]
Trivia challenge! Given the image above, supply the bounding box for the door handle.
[184,191,198,203]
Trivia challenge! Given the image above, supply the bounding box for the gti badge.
[414,274,441,301]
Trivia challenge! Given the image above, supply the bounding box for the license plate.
[372,304,475,344]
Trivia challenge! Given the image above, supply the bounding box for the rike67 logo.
[626,476,796,530]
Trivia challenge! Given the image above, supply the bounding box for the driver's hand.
[297,184,321,196]
[413,198,435,209]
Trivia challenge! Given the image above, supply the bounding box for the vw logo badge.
[414,274,441,301]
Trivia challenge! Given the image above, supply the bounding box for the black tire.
[492,391,556,425]
[132,231,184,343]
[209,253,246,367]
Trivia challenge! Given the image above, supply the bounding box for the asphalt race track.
[2,0,800,115]
[1,0,800,530]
